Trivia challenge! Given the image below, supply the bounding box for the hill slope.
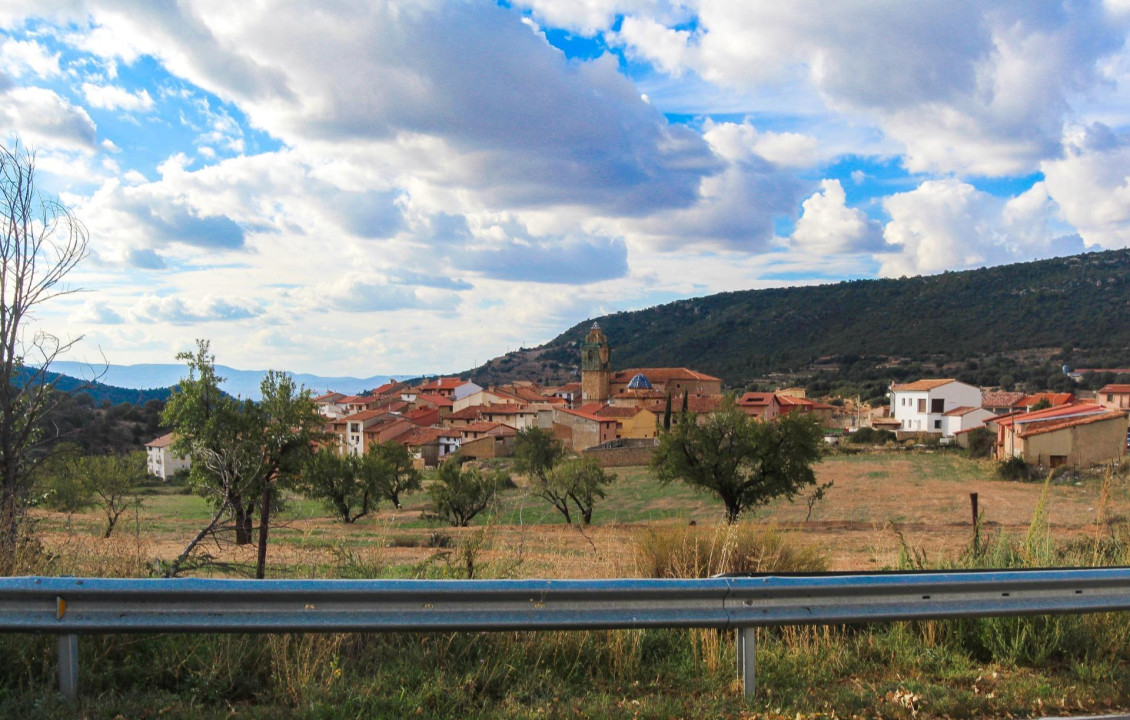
[465,249,1130,393]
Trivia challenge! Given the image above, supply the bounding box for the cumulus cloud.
[81,82,154,112]
[879,178,1083,277]
[460,233,629,284]
[70,299,124,324]
[81,178,245,253]
[311,274,460,313]
[791,179,883,254]
[0,38,60,78]
[616,2,1129,176]
[0,86,97,149]
[130,294,262,324]
[1042,123,1130,248]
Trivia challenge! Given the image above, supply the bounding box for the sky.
[2,1,1130,377]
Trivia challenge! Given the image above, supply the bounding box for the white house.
[145,432,190,480]
[890,379,983,434]
[940,406,996,437]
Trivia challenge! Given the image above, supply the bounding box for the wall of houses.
[1020,416,1129,467]
[583,439,657,467]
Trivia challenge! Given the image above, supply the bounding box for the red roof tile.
[612,367,722,383]
[146,432,176,448]
[1099,384,1130,394]
[1018,409,1128,438]
[890,379,957,392]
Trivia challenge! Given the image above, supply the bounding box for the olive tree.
[652,400,824,523]
[427,457,507,527]
[0,143,89,566]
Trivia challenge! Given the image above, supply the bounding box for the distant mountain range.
[464,248,1130,394]
[49,362,407,402]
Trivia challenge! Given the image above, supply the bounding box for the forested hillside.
[466,249,1130,401]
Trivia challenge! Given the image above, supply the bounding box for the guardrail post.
[58,634,78,698]
[736,626,755,698]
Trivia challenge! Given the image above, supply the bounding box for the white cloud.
[879,178,1081,277]
[0,38,61,78]
[129,294,262,324]
[791,179,883,255]
[70,299,124,324]
[81,82,154,112]
[0,86,97,150]
[1042,123,1130,249]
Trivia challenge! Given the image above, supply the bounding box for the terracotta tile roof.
[459,421,516,436]
[890,379,957,392]
[1099,384,1130,394]
[613,388,665,399]
[550,382,582,394]
[943,406,980,417]
[338,394,376,405]
[372,381,407,396]
[737,392,776,406]
[981,391,1026,408]
[1014,392,1076,408]
[146,432,176,448]
[404,407,440,426]
[338,409,388,423]
[312,392,344,403]
[559,407,618,423]
[997,403,1108,429]
[447,406,486,420]
[1017,409,1128,438]
[612,367,722,383]
[415,392,453,407]
[419,377,465,391]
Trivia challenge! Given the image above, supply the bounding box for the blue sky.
[1,1,1129,375]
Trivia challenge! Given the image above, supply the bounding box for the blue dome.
[626,373,653,390]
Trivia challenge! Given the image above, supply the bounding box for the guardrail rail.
[3,567,1130,699]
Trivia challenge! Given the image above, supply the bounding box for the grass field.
[8,448,1130,718]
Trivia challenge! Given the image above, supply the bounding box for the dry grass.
[19,451,1130,578]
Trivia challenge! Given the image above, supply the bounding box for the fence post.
[736,626,756,698]
[58,634,78,698]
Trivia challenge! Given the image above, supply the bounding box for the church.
[578,323,723,406]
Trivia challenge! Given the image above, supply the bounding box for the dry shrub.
[634,522,827,579]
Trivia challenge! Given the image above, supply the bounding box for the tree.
[544,455,616,525]
[427,457,507,527]
[514,428,615,525]
[253,369,323,578]
[298,448,371,523]
[160,341,322,578]
[363,440,421,509]
[85,451,146,538]
[0,143,89,566]
[513,427,573,521]
[651,401,824,523]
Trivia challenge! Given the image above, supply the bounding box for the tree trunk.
[256,484,271,579]
[232,497,253,545]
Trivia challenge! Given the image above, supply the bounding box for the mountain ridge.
[463,248,1130,397]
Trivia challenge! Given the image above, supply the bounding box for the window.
[933,419,941,429]
[1049,455,1067,468]
[1108,394,1114,402]
[931,398,944,413]
[917,399,926,413]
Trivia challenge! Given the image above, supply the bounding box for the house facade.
[145,433,190,480]
[889,379,982,434]
[996,404,1128,467]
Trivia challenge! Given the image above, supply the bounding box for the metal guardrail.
[4,568,1130,700]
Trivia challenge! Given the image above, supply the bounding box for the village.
[145,322,1130,480]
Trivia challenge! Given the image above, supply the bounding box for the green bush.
[997,456,1032,481]
[848,427,896,444]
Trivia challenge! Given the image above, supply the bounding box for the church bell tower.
[580,322,611,403]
